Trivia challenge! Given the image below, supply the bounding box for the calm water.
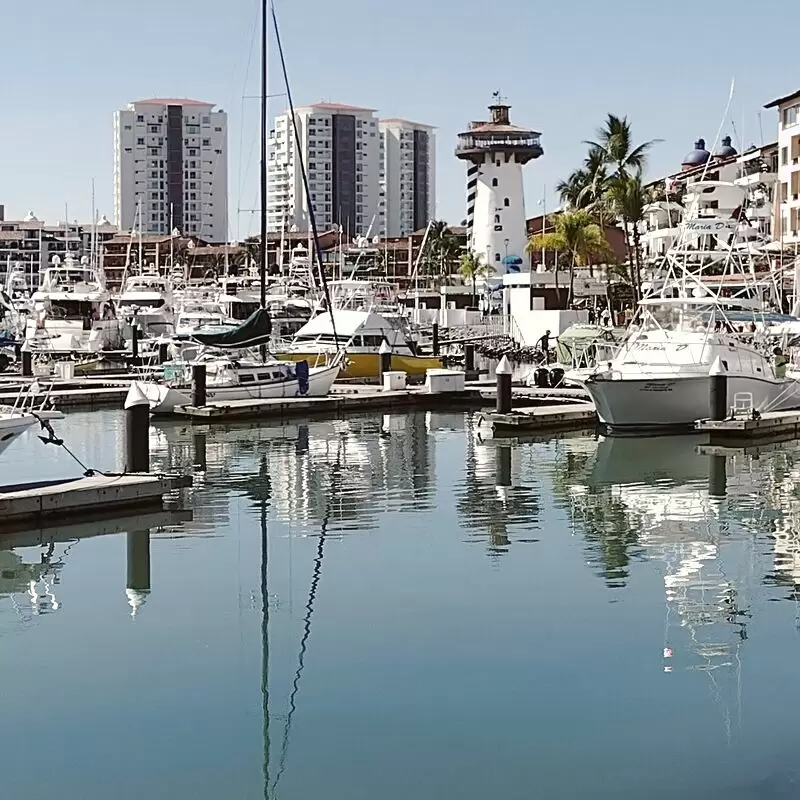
[4,412,800,798]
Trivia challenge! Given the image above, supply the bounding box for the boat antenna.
[699,78,735,184]
[271,2,338,344]
[259,0,268,309]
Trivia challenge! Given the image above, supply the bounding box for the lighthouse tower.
[456,98,542,273]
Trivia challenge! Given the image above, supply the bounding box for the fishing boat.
[25,255,122,353]
[579,181,800,430]
[277,309,442,378]
[116,272,175,339]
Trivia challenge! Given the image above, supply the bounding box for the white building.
[456,101,542,273]
[379,118,436,237]
[641,137,778,264]
[765,89,800,243]
[266,103,381,236]
[113,98,228,241]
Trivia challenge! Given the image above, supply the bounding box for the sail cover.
[189,308,272,348]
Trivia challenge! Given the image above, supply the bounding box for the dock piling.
[192,364,207,407]
[465,343,475,373]
[21,345,32,378]
[496,355,513,414]
[709,358,728,421]
[158,341,169,364]
[709,455,727,498]
[495,444,512,488]
[124,383,150,473]
[432,323,440,356]
[131,325,141,366]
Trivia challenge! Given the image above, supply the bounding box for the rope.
[31,414,112,478]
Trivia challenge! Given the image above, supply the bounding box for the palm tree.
[458,252,493,307]
[424,220,462,278]
[607,174,647,301]
[555,168,590,209]
[585,113,661,178]
[526,209,613,307]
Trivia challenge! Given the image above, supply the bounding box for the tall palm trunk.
[567,251,577,307]
[631,224,643,303]
[553,256,563,308]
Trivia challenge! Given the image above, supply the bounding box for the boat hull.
[137,361,342,414]
[274,351,441,379]
[584,373,800,431]
[0,415,37,456]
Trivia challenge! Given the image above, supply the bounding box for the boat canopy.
[188,308,272,348]
[294,309,397,338]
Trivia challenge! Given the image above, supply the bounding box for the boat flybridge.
[25,254,122,353]
[116,272,175,339]
[578,181,800,430]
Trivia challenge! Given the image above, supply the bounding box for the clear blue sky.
[1,0,797,238]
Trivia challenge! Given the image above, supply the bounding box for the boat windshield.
[637,302,741,335]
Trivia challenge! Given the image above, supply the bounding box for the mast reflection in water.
[7,412,800,798]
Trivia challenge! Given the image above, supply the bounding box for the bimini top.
[295,309,396,338]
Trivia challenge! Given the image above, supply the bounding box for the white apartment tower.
[766,88,800,244]
[456,100,543,272]
[266,103,381,235]
[114,98,228,241]
[379,119,436,237]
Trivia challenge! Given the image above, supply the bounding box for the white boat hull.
[584,373,800,430]
[137,361,342,414]
[0,415,37,455]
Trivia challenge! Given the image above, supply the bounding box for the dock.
[172,385,487,422]
[0,473,192,529]
[0,375,132,409]
[477,402,598,435]
[695,410,800,446]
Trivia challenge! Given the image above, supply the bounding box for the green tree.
[458,252,493,307]
[526,209,613,307]
[607,174,647,302]
[424,220,462,279]
[555,168,591,209]
[585,113,661,178]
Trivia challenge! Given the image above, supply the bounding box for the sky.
[1,0,798,239]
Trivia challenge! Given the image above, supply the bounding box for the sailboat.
[132,0,341,413]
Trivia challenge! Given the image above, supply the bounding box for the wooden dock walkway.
[478,403,598,435]
[0,473,192,529]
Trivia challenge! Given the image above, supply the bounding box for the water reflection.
[12,411,800,797]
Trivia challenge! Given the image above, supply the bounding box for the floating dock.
[478,402,598,435]
[171,386,487,423]
[0,473,192,530]
[695,410,800,446]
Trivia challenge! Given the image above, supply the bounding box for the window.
[202,139,210,147]
[504,198,510,207]
[494,214,500,224]
[124,124,132,131]
[784,105,800,127]
[201,116,210,125]
[492,177,498,187]
[495,253,501,262]
[136,115,144,123]
[782,147,789,166]
[137,138,145,146]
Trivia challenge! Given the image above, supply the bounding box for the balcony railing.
[456,133,541,152]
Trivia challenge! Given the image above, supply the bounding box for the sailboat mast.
[259,0,268,308]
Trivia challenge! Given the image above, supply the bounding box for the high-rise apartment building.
[266,103,381,235]
[114,98,228,241]
[379,119,436,237]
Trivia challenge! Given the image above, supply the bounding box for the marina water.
[4,411,800,798]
